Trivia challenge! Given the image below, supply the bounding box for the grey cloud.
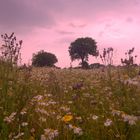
[69,23,87,28]
[0,0,55,31]
[47,0,130,19]
[59,37,74,44]
[98,31,104,37]
[126,17,134,23]
[105,23,114,29]
[0,0,139,34]
[133,0,139,5]
[56,30,74,35]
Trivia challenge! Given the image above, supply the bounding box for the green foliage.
[32,50,58,67]
[69,37,98,68]
[0,61,40,139]
[0,33,22,66]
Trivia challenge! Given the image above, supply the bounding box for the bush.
[32,50,58,67]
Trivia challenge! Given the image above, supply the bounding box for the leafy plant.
[100,47,114,66]
[121,48,137,66]
[121,48,138,77]
[0,32,22,66]
[32,50,58,67]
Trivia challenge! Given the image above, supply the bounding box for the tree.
[32,50,58,67]
[0,32,22,66]
[69,37,98,68]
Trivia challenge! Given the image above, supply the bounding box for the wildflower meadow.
[0,64,140,140]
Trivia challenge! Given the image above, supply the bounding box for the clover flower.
[92,115,98,120]
[104,119,112,127]
[121,113,138,125]
[42,128,59,140]
[4,112,16,123]
[68,124,83,136]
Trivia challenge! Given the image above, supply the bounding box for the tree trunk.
[81,58,84,68]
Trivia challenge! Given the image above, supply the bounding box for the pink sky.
[0,0,140,67]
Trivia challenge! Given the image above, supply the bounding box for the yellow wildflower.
[62,115,73,122]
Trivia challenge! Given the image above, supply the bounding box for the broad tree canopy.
[69,37,98,68]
